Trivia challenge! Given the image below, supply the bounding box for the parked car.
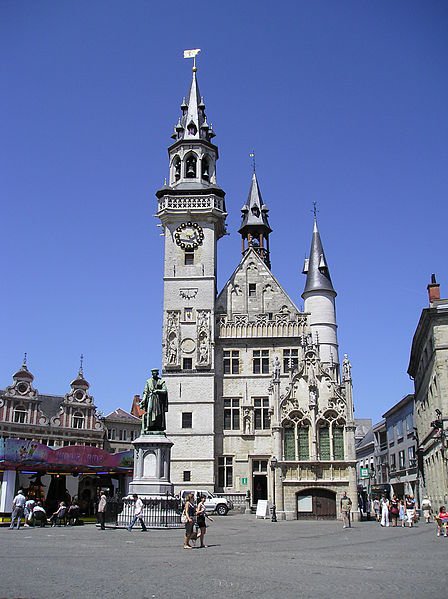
[179,489,233,516]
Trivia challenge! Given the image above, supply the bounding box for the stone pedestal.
[128,434,174,496]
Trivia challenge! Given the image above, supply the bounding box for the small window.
[72,412,85,429]
[182,412,192,429]
[185,251,194,265]
[223,398,240,430]
[253,350,269,374]
[183,357,193,370]
[223,350,239,374]
[399,450,406,469]
[283,349,299,373]
[13,406,27,424]
[184,307,194,321]
[183,470,191,482]
[254,397,270,430]
[248,283,256,297]
[390,453,396,470]
[218,456,233,487]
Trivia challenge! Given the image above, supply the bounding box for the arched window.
[185,153,197,178]
[173,155,181,182]
[318,425,330,460]
[73,412,85,429]
[284,424,295,460]
[201,156,210,181]
[333,426,345,460]
[14,405,28,424]
[297,425,310,460]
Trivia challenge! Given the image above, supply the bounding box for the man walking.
[340,491,352,529]
[127,494,147,532]
[9,489,26,530]
[97,491,107,530]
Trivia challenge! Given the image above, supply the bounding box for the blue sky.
[1,0,447,423]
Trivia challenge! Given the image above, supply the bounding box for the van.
[179,489,233,516]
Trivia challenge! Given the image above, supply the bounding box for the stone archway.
[296,488,337,520]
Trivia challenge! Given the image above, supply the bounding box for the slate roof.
[302,218,336,296]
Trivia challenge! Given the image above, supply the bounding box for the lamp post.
[270,456,278,522]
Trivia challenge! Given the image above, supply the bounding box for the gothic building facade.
[158,62,357,519]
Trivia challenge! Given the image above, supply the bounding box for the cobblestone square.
[1,514,445,599]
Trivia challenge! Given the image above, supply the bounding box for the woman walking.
[405,495,416,528]
[196,495,213,548]
[389,495,400,527]
[380,495,390,527]
[183,493,196,549]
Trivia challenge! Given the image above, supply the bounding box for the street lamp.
[270,456,278,522]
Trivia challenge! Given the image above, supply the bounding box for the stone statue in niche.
[243,408,252,435]
[199,336,209,364]
[272,356,281,381]
[343,354,352,381]
[167,335,177,364]
[140,369,168,433]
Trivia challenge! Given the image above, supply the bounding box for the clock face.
[174,222,204,250]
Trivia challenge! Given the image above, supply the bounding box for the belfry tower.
[238,172,272,268]
[156,57,227,487]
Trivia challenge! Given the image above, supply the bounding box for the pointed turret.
[159,62,222,195]
[302,218,335,295]
[302,217,339,371]
[239,172,272,268]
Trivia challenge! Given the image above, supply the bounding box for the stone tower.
[156,62,227,488]
[302,217,339,371]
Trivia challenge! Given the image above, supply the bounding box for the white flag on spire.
[184,49,201,59]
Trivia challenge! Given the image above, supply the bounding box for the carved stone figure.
[243,408,252,435]
[199,336,209,363]
[343,354,352,381]
[272,356,281,381]
[167,336,177,364]
[140,369,168,433]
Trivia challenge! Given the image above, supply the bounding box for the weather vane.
[249,151,256,173]
[80,353,84,375]
[312,201,319,219]
[183,48,201,72]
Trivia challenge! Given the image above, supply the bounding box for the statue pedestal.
[128,434,174,496]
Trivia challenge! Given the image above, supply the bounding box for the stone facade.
[157,62,358,519]
[408,276,448,506]
[104,408,141,454]
[0,360,105,448]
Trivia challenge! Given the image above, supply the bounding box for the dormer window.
[185,153,197,179]
[187,122,197,136]
[14,405,28,424]
[73,412,85,429]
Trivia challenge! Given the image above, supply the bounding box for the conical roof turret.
[239,172,272,234]
[302,218,336,296]
[171,68,215,143]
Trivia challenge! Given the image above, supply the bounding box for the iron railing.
[105,496,183,529]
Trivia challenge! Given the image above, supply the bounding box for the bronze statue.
[140,369,168,434]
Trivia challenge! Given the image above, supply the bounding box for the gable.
[216,248,301,321]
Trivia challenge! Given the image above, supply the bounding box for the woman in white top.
[380,495,390,527]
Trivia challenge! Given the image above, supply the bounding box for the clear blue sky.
[1,0,447,423]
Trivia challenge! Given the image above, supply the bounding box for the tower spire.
[239,171,272,268]
[302,214,339,369]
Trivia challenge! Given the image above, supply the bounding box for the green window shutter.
[319,427,330,460]
[298,427,309,460]
[333,427,345,460]
[284,427,295,460]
